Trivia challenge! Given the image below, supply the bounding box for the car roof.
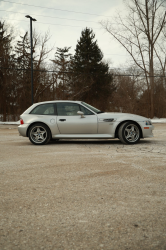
[33,100,81,105]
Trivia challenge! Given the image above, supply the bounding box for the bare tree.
[154,24,166,86]
[110,67,143,114]
[33,30,54,102]
[101,0,166,118]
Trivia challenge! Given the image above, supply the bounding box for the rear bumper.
[18,124,29,137]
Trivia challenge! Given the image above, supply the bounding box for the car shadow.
[48,138,154,146]
[15,138,155,147]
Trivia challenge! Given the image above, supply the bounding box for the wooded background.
[0,0,166,121]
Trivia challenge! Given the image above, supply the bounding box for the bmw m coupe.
[18,101,154,145]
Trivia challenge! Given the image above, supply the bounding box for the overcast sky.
[0,0,131,68]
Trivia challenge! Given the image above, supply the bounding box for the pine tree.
[15,32,32,111]
[69,28,115,110]
[51,47,71,99]
[0,21,16,121]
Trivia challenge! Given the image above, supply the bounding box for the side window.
[80,105,94,115]
[57,103,80,116]
[30,103,55,115]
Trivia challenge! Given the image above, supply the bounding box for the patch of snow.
[151,118,166,124]
[0,121,20,125]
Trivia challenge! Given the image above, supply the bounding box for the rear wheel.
[118,122,141,144]
[28,123,51,145]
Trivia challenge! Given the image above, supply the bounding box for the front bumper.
[18,124,29,137]
[141,124,154,138]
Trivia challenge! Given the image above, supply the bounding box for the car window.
[30,103,55,115]
[57,103,80,116]
[80,105,94,115]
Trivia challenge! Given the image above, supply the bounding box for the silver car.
[18,100,154,145]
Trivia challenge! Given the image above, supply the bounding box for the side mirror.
[77,111,85,118]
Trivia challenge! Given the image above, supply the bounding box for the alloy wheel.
[124,124,140,143]
[30,126,47,144]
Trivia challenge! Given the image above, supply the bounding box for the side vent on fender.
[103,119,114,122]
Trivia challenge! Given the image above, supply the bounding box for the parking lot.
[0,124,166,250]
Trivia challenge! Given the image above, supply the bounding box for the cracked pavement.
[0,124,166,250]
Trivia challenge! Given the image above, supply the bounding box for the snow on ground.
[0,118,166,125]
[0,121,20,125]
[151,118,166,123]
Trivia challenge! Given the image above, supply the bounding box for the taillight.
[20,119,24,125]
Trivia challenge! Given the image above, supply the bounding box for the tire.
[28,123,51,145]
[118,122,141,144]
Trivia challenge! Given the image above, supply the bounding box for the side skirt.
[52,134,114,139]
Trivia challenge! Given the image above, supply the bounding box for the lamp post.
[25,15,37,105]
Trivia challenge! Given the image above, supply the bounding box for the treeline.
[0,23,116,121]
[0,16,166,121]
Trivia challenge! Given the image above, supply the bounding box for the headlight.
[145,120,152,125]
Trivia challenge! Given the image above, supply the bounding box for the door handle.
[59,119,66,121]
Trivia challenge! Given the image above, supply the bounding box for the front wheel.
[118,122,141,144]
[28,123,51,145]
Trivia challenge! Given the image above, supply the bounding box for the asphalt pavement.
[0,124,166,250]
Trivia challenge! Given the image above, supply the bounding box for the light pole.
[25,15,37,105]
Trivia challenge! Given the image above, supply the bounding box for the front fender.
[114,119,144,138]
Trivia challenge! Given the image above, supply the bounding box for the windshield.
[81,102,103,114]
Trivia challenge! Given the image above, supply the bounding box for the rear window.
[30,103,55,115]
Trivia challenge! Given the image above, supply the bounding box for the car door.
[56,102,97,134]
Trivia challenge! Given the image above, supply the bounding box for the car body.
[18,100,154,145]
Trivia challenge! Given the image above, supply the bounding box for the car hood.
[97,112,149,121]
